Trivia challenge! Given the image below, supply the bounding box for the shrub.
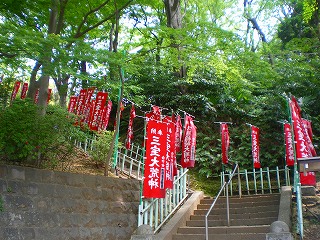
[0,99,86,168]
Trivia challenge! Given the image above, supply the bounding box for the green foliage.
[0,99,84,167]
[89,131,114,166]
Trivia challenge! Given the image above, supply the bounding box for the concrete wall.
[0,165,140,240]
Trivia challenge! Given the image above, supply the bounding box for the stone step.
[190,210,278,220]
[201,194,280,204]
[177,225,270,234]
[186,217,277,227]
[196,200,279,209]
[172,233,266,240]
[194,205,279,215]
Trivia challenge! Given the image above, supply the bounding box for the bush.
[89,131,114,167]
[0,99,86,168]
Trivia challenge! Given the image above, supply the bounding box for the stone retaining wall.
[0,165,140,240]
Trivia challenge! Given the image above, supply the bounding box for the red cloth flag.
[100,99,112,130]
[284,123,295,167]
[90,92,108,131]
[290,96,313,158]
[46,89,52,104]
[68,96,78,113]
[302,119,313,141]
[20,82,28,99]
[290,96,317,186]
[82,88,95,123]
[143,119,167,198]
[175,115,182,153]
[251,125,261,169]
[163,116,175,189]
[75,89,87,116]
[146,105,161,121]
[221,123,230,165]
[125,104,136,149]
[11,81,21,102]
[34,88,39,104]
[181,115,197,168]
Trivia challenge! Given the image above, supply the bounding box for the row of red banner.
[67,88,113,132]
[11,81,51,104]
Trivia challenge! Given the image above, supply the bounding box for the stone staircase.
[172,193,280,240]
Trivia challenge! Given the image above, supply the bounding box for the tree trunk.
[37,0,59,115]
[163,0,186,78]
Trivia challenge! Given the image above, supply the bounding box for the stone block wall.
[0,165,140,240]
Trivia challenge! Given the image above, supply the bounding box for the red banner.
[46,89,52,104]
[221,123,230,165]
[90,92,108,131]
[20,82,28,99]
[175,114,182,153]
[284,123,295,167]
[181,115,197,168]
[143,120,167,198]
[126,104,136,149]
[75,89,87,116]
[290,97,313,158]
[302,119,313,141]
[68,96,78,113]
[163,116,175,189]
[34,88,39,104]
[82,88,95,123]
[251,125,260,169]
[11,81,21,102]
[100,99,112,130]
[146,105,161,121]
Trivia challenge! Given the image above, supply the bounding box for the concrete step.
[201,194,280,204]
[194,205,279,215]
[197,200,279,209]
[177,225,270,234]
[190,210,278,220]
[186,217,277,227]
[172,233,266,240]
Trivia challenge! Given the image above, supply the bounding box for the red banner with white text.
[290,97,313,158]
[175,115,182,153]
[163,116,175,189]
[181,115,197,168]
[20,82,28,99]
[34,88,39,104]
[143,120,167,198]
[100,99,112,131]
[68,96,78,113]
[221,123,230,165]
[90,92,108,131]
[126,104,136,149]
[251,125,261,169]
[284,123,295,167]
[11,81,21,103]
[75,89,87,116]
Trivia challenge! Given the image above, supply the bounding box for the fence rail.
[221,166,290,196]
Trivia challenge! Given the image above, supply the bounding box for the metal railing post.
[226,182,230,226]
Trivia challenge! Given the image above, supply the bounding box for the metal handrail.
[205,163,239,240]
